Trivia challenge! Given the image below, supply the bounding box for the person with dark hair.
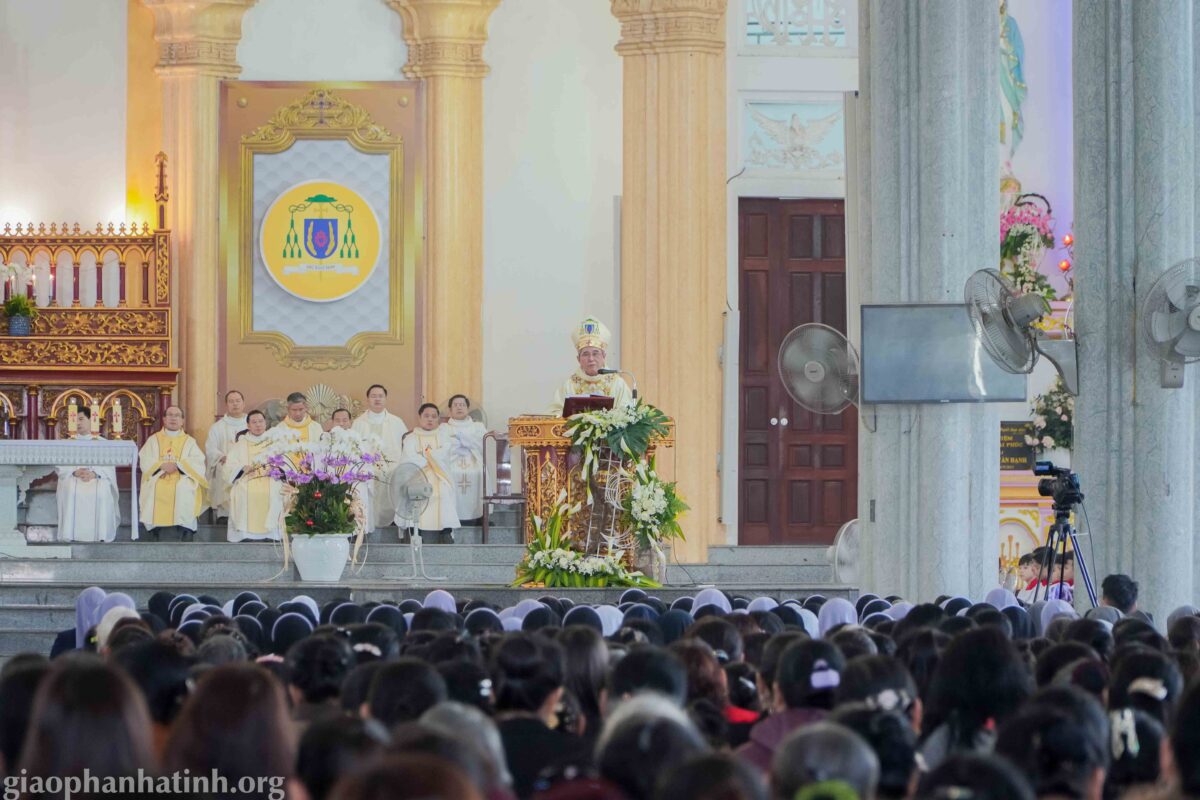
[271,391,322,442]
[1063,618,1115,662]
[410,607,460,633]
[919,627,1033,770]
[1104,708,1161,799]
[828,706,916,800]
[400,402,460,543]
[1169,680,1200,798]
[437,660,496,715]
[1101,574,1140,617]
[366,658,447,729]
[351,383,409,530]
[830,627,878,660]
[19,659,156,794]
[328,408,353,431]
[111,639,195,758]
[917,753,1035,800]
[298,715,388,800]
[654,752,767,800]
[139,405,207,542]
[443,393,486,524]
[596,694,708,800]
[196,634,247,667]
[329,753,483,800]
[1035,642,1099,687]
[205,389,247,521]
[341,662,384,715]
[836,654,921,730]
[738,640,845,771]
[54,404,122,542]
[995,705,1107,800]
[491,633,588,799]
[753,631,807,713]
[603,644,688,711]
[387,723,494,795]
[286,634,356,729]
[163,663,299,800]
[558,625,608,739]
[0,662,49,775]
[1107,647,1183,726]
[688,617,744,664]
[223,408,282,543]
[769,721,878,800]
[1168,613,1200,653]
[672,638,758,742]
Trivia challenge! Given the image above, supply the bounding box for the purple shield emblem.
[304,218,338,259]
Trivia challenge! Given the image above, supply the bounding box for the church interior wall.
[0,0,127,225]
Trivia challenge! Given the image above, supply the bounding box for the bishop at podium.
[550,317,633,415]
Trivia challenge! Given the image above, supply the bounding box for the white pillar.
[1074,0,1198,623]
[853,1,1000,601]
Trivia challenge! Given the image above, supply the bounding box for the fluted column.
[388,0,500,407]
[143,0,256,441]
[1074,1,1198,622]
[611,0,727,562]
[854,1,1000,600]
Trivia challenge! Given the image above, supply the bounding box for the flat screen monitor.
[859,303,1027,404]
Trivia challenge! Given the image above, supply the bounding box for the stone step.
[22,523,524,546]
[704,545,831,565]
[58,542,530,564]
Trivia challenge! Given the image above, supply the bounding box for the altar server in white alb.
[398,402,460,543]
[139,405,207,541]
[442,394,485,523]
[352,384,408,528]
[223,410,283,542]
[55,407,121,542]
[270,392,324,443]
[550,317,634,415]
[204,389,247,520]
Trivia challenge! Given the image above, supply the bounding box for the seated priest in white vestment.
[329,408,353,432]
[223,410,282,543]
[329,407,372,532]
[352,384,408,529]
[442,394,485,523]
[270,391,323,443]
[550,317,634,415]
[138,405,207,541]
[55,407,121,542]
[398,402,460,544]
[204,389,247,520]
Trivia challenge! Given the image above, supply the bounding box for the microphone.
[597,368,639,400]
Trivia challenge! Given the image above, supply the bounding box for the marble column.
[143,0,257,442]
[610,0,727,562]
[854,1,1000,601]
[388,0,501,408]
[1074,1,1198,623]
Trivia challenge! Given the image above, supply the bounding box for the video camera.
[1034,461,1084,508]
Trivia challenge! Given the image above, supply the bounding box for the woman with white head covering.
[984,587,1019,610]
[1040,598,1078,635]
[595,605,624,637]
[817,597,857,637]
[424,590,457,614]
[748,597,779,613]
[797,608,820,639]
[693,588,732,615]
[74,587,107,649]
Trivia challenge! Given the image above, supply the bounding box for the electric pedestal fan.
[1140,258,1200,388]
[388,463,447,582]
[964,268,1079,394]
[777,323,860,414]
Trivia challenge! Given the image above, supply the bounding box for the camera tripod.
[1033,503,1098,608]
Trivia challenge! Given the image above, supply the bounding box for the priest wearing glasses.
[550,317,633,415]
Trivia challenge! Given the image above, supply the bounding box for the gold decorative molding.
[142,0,257,77]
[0,340,170,369]
[31,309,168,337]
[611,0,726,54]
[242,90,402,147]
[235,89,406,371]
[388,0,501,79]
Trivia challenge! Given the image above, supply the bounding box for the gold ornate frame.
[231,87,407,370]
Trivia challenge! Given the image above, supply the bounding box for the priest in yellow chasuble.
[351,384,408,529]
[550,317,634,415]
[138,406,207,541]
[223,410,282,543]
[399,403,460,543]
[270,392,324,443]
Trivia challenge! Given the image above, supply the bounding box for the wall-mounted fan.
[1140,258,1200,388]
[964,268,1078,394]
[828,518,859,585]
[777,323,860,415]
[389,463,446,582]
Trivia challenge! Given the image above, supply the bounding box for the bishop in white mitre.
[442,394,486,522]
[399,403,460,542]
[270,392,324,444]
[351,384,408,529]
[55,407,120,542]
[550,317,634,415]
[138,406,207,541]
[204,390,247,520]
[223,410,282,542]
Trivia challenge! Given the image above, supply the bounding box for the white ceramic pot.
[291,533,351,582]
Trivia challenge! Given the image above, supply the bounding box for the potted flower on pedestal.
[258,427,384,581]
[2,294,37,336]
[1026,376,1074,467]
[620,460,688,584]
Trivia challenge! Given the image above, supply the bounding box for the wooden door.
[738,198,857,545]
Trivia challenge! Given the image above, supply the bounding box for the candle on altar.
[112,400,123,434]
[67,399,78,434]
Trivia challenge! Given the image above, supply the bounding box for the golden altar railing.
[507,415,675,547]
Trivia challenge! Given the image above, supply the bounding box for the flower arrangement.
[256,427,384,536]
[3,293,38,320]
[563,400,671,499]
[1026,375,1074,454]
[1000,193,1058,303]
[512,491,658,588]
[621,460,688,554]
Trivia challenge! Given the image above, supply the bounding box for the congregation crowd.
[5,574,1200,800]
